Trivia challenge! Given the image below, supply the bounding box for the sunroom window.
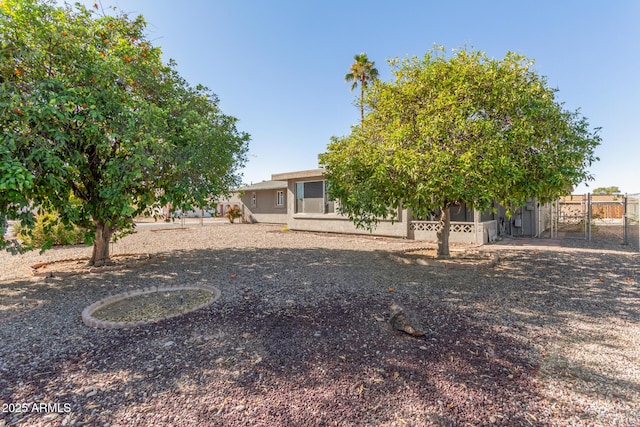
[295,180,334,214]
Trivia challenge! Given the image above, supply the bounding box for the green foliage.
[321,46,601,254]
[224,205,242,223]
[14,212,87,248]
[0,0,249,261]
[592,186,620,195]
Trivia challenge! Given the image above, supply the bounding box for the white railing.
[409,220,497,244]
[409,221,475,233]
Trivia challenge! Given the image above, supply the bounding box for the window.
[295,180,335,214]
[251,193,256,208]
[276,191,285,206]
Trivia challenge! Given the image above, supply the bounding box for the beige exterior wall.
[217,187,287,224]
[271,167,527,244]
[289,211,410,238]
[240,189,287,224]
[274,170,409,238]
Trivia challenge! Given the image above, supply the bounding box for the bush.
[224,205,242,223]
[14,212,86,247]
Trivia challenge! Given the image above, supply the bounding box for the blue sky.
[62,1,638,193]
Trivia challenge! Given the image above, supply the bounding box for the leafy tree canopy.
[0,0,249,264]
[320,46,600,256]
[592,186,620,195]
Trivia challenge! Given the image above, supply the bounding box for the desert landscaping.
[0,222,638,426]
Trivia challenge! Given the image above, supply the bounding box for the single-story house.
[270,168,550,244]
[271,168,411,238]
[218,180,288,224]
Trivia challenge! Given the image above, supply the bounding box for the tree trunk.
[359,83,365,127]
[436,206,451,258]
[89,221,114,266]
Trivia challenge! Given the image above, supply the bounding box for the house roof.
[271,168,326,181]
[239,180,287,191]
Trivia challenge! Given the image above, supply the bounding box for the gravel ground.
[0,222,638,426]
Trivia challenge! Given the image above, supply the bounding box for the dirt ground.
[0,223,638,426]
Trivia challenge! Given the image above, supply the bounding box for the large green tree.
[344,52,378,125]
[321,47,600,257]
[0,0,249,264]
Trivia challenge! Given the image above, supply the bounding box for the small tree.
[321,47,600,257]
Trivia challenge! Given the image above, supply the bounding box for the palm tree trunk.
[360,80,365,126]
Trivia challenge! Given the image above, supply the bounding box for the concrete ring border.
[82,284,221,329]
[390,248,499,269]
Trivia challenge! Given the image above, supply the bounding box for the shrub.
[14,212,86,247]
[224,205,242,223]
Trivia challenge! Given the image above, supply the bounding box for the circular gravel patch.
[82,284,221,329]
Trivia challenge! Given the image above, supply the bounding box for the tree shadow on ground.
[0,244,638,426]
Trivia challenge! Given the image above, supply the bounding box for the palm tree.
[345,53,379,125]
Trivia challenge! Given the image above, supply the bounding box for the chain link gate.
[624,194,640,250]
[544,194,632,248]
[551,194,590,240]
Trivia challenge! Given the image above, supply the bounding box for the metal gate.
[624,194,640,250]
[550,194,590,240]
[545,193,633,248]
